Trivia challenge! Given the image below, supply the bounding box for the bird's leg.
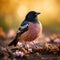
[25,42,28,48]
[25,41,26,47]
[32,41,37,48]
[22,41,27,48]
[24,41,30,49]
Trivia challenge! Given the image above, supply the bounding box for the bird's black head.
[25,11,40,23]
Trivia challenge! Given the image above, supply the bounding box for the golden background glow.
[0,0,60,33]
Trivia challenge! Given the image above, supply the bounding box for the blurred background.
[0,0,60,35]
[0,1,60,59]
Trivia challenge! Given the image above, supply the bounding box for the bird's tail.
[8,33,20,46]
[8,31,21,46]
[8,38,18,46]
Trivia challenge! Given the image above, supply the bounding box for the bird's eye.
[32,13,36,16]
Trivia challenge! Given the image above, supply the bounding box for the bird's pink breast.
[20,22,40,42]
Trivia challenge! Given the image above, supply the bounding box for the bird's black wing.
[18,21,29,34]
[8,21,29,46]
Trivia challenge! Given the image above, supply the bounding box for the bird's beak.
[37,12,40,15]
[35,12,40,16]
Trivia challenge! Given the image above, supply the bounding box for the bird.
[8,11,42,46]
